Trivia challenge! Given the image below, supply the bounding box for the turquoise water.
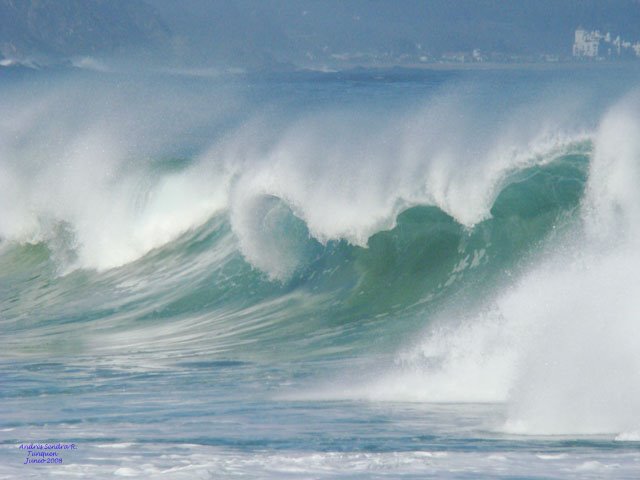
[2,67,640,478]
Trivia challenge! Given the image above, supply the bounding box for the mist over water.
[3,67,640,478]
[0,74,240,270]
[0,70,592,272]
[324,88,640,439]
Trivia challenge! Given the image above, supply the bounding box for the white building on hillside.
[573,27,640,59]
[573,28,600,58]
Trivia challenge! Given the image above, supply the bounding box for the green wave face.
[0,145,590,360]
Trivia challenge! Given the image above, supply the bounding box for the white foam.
[2,444,637,480]
[224,91,587,278]
[326,91,640,437]
[502,92,640,435]
[0,76,235,271]
[0,73,590,277]
[334,311,518,403]
[615,431,640,442]
[113,467,139,476]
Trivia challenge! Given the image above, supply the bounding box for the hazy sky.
[143,0,640,67]
[4,0,640,68]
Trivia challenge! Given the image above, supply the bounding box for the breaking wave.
[2,70,640,438]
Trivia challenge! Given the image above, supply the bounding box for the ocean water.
[1,66,640,478]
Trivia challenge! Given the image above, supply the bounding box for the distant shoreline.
[298,60,640,74]
[3,59,640,79]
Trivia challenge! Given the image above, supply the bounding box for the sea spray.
[4,67,640,480]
